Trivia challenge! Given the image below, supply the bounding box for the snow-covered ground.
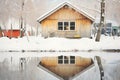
[0,35,120,51]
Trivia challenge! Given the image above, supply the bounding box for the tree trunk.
[10,24,13,39]
[0,26,3,37]
[95,56,104,80]
[36,26,38,36]
[20,0,25,38]
[20,16,23,38]
[95,0,105,42]
[95,24,102,41]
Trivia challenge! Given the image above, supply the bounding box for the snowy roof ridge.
[37,1,95,23]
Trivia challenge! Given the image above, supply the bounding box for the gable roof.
[37,1,95,23]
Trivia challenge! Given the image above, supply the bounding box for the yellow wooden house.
[39,55,93,79]
[37,2,95,38]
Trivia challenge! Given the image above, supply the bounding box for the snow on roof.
[37,1,95,23]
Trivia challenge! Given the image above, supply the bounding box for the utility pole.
[95,0,105,42]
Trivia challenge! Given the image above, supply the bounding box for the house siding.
[40,6,92,38]
[40,56,93,79]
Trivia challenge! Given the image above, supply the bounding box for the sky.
[0,0,120,29]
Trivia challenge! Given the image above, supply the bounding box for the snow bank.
[0,35,120,51]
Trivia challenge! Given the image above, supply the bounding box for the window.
[58,22,63,30]
[58,55,75,64]
[70,56,75,64]
[70,22,75,30]
[64,56,69,64]
[58,21,75,31]
[64,22,69,30]
[58,56,63,64]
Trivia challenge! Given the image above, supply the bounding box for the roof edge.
[37,1,95,23]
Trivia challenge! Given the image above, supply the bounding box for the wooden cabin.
[40,55,93,79]
[37,2,95,38]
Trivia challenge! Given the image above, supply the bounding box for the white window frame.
[58,55,75,64]
[58,21,75,31]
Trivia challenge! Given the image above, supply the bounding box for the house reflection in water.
[39,55,93,80]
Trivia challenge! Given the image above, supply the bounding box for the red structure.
[3,30,21,38]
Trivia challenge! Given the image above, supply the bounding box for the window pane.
[64,60,69,64]
[58,22,63,25]
[70,27,75,30]
[70,22,75,30]
[64,22,69,30]
[58,27,63,30]
[58,22,63,30]
[70,56,75,59]
[58,60,63,64]
[64,56,69,59]
[70,22,75,25]
[70,60,75,64]
[64,56,69,64]
[70,56,75,64]
[58,55,63,59]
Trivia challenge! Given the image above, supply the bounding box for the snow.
[0,35,120,80]
[0,35,120,51]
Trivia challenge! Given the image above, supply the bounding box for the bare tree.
[30,27,34,36]
[36,23,40,36]
[10,23,13,39]
[95,0,105,42]
[94,56,104,80]
[20,0,25,38]
[0,26,3,37]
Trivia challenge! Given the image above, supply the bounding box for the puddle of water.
[39,55,93,80]
[0,52,120,80]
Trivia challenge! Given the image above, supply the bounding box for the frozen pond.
[0,52,120,80]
